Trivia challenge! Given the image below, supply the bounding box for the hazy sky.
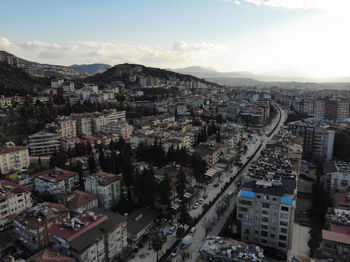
[0,0,349,77]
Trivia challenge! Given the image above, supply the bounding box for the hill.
[0,61,50,96]
[0,50,90,79]
[70,63,111,74]
[83,63,218,87]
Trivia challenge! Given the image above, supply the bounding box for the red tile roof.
[27,248,75,262]
[322,229,350,245]
[0,146,27,155]
[0,180,30,192]
[49,210,107,242]
[34,168,78,182]
[68,190,97,209]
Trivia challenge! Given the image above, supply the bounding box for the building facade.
[0,146,30,174]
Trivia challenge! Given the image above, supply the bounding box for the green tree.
[158,173,171,206]
[151,233,163,262]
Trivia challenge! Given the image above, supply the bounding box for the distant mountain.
[174,66,350,83]
[0,51,91,79]
[70,63,111,74]
[0,61,50,96]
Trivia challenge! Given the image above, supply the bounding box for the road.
[129,104,286,262]
[179,104,287,262]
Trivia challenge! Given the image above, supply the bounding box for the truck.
[180,235,193,249]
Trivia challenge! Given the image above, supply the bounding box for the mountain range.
[173,66,350,83]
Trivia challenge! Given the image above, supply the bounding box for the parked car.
[193,202,199,209]
[203,194,208,199]
[168,226,175,235]
[189,226,196,235]
[198,198,204,204]
[171,248,178,257]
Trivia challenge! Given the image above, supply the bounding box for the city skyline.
[0,0,349,78]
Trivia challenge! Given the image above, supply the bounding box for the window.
[262,203,269,208]
[257,194,261,199]
[261,231,268,237]
[281,206,289,212]
[262,210,269,215]
[238,213,243,219]
[278,242,286,248]
[281,228,287,234]
[261,225,268,230]
[280,221,288,226]
[255,230,259,234]
[270,234,275,238]
[279,235,287,241]
[280,213,289,219]
[239,200,252,206]
[263,195,269,200]
[262,216,268,222]
[239,207,248,212]
[273,197,277,201]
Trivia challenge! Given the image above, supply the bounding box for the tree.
[134,167,156,207]
[49,147,66,168]
[88,154,96,174]
[178,203,191,226]
[158,173,171,206]
[176,227,185,239]
[151,233,163,262]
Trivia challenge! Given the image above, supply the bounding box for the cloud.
[242,0,346,10]
[234,1,241,4]
[0,37,229,68]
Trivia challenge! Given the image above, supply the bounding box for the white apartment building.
[34,167,80,195]
[237,179,296,253]
[337,99,349,121]
[84,172,121,209]
[0,181,32,226]
[314,99,325,119]
[55,117,77,138]
[0,146,30,174]
[28,131,60,156]
[106,110,126,123]
[50,210,127,262]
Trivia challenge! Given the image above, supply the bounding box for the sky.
[0,0,349,78]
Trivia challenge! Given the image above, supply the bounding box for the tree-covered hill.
[0,61,50,96]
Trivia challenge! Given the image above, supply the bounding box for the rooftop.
[34,167,78,182]
[0,146,27,155]
[241,178,296,198]
[322,229,350,245]
[27,248,75,262]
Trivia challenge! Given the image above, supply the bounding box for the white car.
[198,198,204,204]
[193,202,199,209]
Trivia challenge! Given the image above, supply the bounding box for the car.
[213,183,219,187]
[193,202,199,209]
[203,194,208,199]
[168,226,175,235]
[198,198,204,204]
[189,226,196,235]
[158,227,163,233]
[171,248,178,257]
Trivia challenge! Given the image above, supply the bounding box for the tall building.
[237,179,296,253]
[34,167,80,195]
[288,121,334,161]
[84,172,122,209]
[50,210,127,262]
[0,181,32,226]
[28,131,60,156]
[75,114,93,137]
[0,145,30,174]
[13,202,70,250]
[54,117,77,138]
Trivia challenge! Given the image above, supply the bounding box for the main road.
[177,104,287,262]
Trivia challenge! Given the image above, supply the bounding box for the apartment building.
[324,161,350,192]
[240,107,265,127]
[34,167,80,195]
[0,146,30,174]
[75,114,93,137]
[92,113,108,133]
[13,202,70,250]
[288,121,334,161]
[50,210,127,262]
[237,179,296,252]
[84,172,122,209]
[55,117,77,138]
[28,131,60,156]
[0,181,32,226]
[104,121,133,140]
[105,110,126,123]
